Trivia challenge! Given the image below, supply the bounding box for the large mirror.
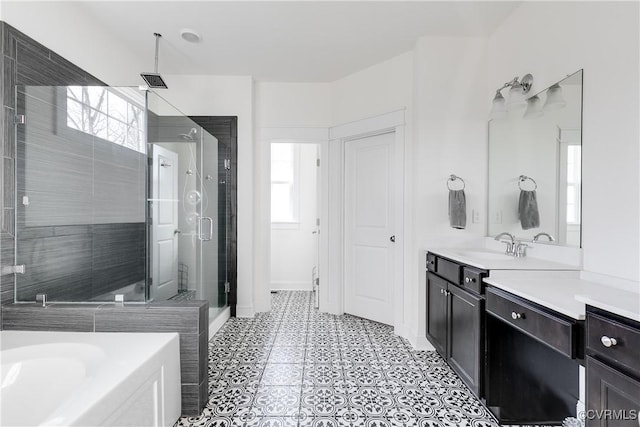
[488,70,583,246]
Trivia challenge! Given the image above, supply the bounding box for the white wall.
[331,52,413,126]
[270,144,318,290]
[488,1,640,282]
[255,82,332,128]
[411,36,489,347]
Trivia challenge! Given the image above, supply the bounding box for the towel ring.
[447,174,465,190]
[518,175,537,191]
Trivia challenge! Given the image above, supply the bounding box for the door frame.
[328,109,405,331]
[257,127,330,315]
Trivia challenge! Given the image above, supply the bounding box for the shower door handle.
[200,217,213,241]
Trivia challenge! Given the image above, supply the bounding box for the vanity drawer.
[426,253,437,272]
[587,311,640,377]
[486,287,575,358]
[435,257,461,285]
[462,267,487,294]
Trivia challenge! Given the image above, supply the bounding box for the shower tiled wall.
[0,23,145,304]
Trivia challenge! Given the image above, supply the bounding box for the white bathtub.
[0,331,181,427]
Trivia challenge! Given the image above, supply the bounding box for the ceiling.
[73,1,521,82]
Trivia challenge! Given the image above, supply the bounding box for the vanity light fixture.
[523,95,544,119]
[543,83,567,111]
[490,74,533,119]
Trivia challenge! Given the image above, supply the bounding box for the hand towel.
[448,189,466,229]
[518,190,540,230]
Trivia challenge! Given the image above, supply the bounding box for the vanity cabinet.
[586,307,640,427]
[484,286,581,424]
[426,253,487,396]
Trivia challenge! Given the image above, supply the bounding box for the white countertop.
[484,272,640,321]
[426,248,639,322]
[429,247,580,271]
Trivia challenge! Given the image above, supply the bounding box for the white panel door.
[152,146,179,300]
[344,132,395,325]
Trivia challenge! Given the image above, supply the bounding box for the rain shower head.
[140,33,168,89]
[179,128,198,141]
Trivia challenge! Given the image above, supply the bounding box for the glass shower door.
[196,130,221,315]
[146,91,227,321]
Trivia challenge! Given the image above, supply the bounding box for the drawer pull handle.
[601,336,618,348]
[465,277,477,283]
[511,312,523,320]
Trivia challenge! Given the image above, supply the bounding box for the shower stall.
[13,85,230,321]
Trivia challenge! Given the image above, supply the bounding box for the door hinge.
[224,159,231,170]
[316,158,320,167]
[1,265,25,275]
[15,115,25,125]
[224,282,230,293]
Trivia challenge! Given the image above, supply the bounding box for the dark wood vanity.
[426,251,585,425]
[586,306,640,427]
[426,252,487,396]
[484,286,582,424]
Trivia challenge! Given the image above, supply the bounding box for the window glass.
[66,87,146,153]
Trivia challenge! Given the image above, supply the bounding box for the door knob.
[174,229,181,235]
[390,235,396,242]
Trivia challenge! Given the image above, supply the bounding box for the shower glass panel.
[14,85,147,302]
[146,91,228,316]
[13,85,230,314]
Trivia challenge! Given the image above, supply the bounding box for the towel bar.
[447,174,466,190]
[518,175,537,191]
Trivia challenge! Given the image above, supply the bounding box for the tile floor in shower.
[175,291,500,427]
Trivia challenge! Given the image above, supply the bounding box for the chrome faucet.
[494,232,516,255]
[533,232,555,242]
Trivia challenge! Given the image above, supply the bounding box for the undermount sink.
[452,250,514,261]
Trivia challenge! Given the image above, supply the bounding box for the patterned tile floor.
[175,291,500,427]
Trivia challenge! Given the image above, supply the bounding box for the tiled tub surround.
[176,291,499,427]
[1,300,209,416]
[0,330,181,427]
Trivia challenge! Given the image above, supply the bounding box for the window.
[271,143,299,223]
[66,86,146,153]
[566,145,581,224]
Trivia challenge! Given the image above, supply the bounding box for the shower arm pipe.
[154,33,161,73]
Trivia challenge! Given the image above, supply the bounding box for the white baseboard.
[209,306,230,339]
[270,281,313,291]
[396,326,436,352]
[235,305,255,318]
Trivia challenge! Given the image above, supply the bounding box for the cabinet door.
[426,273,448,356]
[448,284,484,396]
[586,356,640,427]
